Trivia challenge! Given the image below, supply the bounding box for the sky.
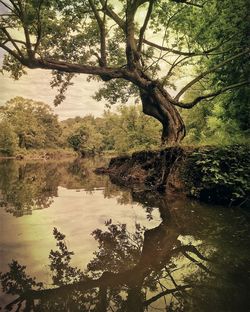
[0,66,107,120]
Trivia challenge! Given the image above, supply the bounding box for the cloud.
[0,69,108,120]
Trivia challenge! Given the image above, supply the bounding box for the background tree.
[0,119,18,156]
[102,104,161,153]
[64,115,104,155]
[0,0,249,143]
[62,104,161,154]
[2,97,62,149]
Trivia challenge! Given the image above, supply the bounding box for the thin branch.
[89,0,107,66]
[137,0,154,52]
[182,251,213,275]
[163,55,188,82]
[0,27,24,58]
[171,0,203,8]
[33,0,43,55]
[175,49,250,100]
[0,0,16,14]
[0,42,22,61]
[143,37,232,57]
[174,80,250,108]
[100,0,125,30]
[143,285,191,307]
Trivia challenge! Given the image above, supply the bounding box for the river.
[0,158,249,311]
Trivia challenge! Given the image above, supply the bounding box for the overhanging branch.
[173,81,250,109]
[143,38,230,57]
[21,57,125,79]
[175,49,250,100]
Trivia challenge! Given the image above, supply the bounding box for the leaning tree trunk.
[140,88,186,144]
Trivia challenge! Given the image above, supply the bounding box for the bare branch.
[182,251,213,275]
[175,49,250,100]
[0,0,16,14]
[163,55,189,82]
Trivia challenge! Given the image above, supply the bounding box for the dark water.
[0,158,250,312]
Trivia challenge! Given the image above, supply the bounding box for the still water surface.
[0,158,249,311]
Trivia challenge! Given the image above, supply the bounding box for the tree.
[102,104,161,152]
[3,97,62,149]
[0,119,18,155]
[67,115,104,155]
[0,0,249,143]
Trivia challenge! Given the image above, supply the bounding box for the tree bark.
[140,88,186,144]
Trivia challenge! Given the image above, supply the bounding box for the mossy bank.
[97,145,249,207]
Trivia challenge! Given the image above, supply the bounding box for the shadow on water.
[0,159,250,311]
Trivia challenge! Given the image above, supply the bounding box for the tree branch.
[137,0,154,53]
[125,1,139,69]
[0,42,22,61]
[143,285,191,307]
[16,0,33,59]
[100,0,125,30]
[143,38,232,57]
[0,27,24,58]
[89,0,107,66]
[20,57,125,79]
[175,49,250,100]
[173,81,250,109]
[171,0,203,8]
[33,0,43,55]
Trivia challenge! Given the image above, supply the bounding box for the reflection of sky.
[0,187,161,283]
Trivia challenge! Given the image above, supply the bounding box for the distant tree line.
[0,97,161,156]
[0,96,248,157]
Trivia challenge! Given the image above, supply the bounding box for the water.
[0,158,249,312]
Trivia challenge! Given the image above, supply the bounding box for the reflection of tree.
[0,161,60,217]
[1,203,215,312]
[0,158,139,217]
[1,161,250,311]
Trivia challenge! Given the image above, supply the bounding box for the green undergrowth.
[184,145,250,206]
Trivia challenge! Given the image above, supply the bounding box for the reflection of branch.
[181,245,210,262]
[144,284,192,307]
[171,0,203,8]
[182,250,213,275]
[5,221,211,311]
